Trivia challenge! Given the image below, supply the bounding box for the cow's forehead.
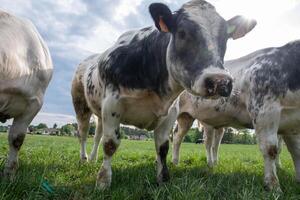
[181,0,224,32]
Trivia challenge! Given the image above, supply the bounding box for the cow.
[71,0,256,189]
[172,40,300,192]
[0,10,53,179]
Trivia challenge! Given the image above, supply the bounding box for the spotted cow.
[172,40,300,192]
[71,0,256,189]
[0,10,53,178]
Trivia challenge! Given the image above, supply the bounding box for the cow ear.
[149,3,173,33]
[227,16,257,40]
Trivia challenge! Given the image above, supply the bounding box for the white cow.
[71,0,255,189]
[172,40,300,191]
[0,10,53,178]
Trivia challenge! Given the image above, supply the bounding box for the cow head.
[149,0,256,97]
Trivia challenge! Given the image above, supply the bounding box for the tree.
[60,124,75,136]
[222,128,235,144]
[36,123,48,129]
[53,123,58,129]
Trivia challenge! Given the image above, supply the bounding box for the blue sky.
[1,0,299,127]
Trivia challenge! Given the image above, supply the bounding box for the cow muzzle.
[204,75,233,97]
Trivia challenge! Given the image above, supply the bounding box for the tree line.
[1,123,256,144]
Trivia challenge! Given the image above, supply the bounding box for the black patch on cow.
[12,134,25,150]
[0,112,10,123]
[100,28,170,95]
[104,139,117,156]
[268,145,278,160]
[248,41,300,114]
[87,64,97,95]
[158,140,170,182]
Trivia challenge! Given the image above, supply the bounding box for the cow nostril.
[204,78,215,89]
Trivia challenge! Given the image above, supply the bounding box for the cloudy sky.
[1,0,299,127]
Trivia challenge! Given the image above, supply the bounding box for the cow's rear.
[0,10,53,178]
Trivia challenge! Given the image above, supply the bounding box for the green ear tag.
[227,25,236,35]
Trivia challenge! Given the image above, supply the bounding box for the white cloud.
[31,112,76,127]
[113,0,142,25]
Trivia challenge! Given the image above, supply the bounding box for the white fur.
[0,10,53,178]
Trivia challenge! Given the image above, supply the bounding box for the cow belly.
[121,106,159,130]
[279,108,300,134]
[0,93,27,120]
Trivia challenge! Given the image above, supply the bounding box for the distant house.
[41,128,60,135]
[128,135,148,140]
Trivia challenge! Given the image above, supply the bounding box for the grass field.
[0,133,299,200]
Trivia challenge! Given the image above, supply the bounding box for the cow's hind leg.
[154,106,178,184]
[72,88,92,162]
[172,113,194,165]
[212,128,224,166]
[203,125,215,168]
[282,134,300,183]
[3,99,41,179]
[89,116,103,161]
[276,134,283,168]
[96,93,121,189]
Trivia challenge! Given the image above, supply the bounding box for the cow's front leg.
[254,102,281,192]
[212,128,224,166]
[172,113,194,165]
[203,125,215,168]
[96,94,121,189]
[155,106,178,184]
[282,134,300,183]
[3,99,41,179]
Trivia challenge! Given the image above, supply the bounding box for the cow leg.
[96,94,121,189]
[172,113,194,165]
[89,116,103,161]
[212,128,224,166]
[155,106,178,184]
[3,99,41,179]
[282,134,300,183]
[203,125,215,168]
[73,91,92,162]
[276,134,283,168]
[254,102,281,192]
[76,112,91,162]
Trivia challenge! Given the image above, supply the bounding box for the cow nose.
[204,76,233,97]
[217,78,232,97]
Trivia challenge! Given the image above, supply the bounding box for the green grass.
[0,133,299,200]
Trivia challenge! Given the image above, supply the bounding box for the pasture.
[0,133,299,200]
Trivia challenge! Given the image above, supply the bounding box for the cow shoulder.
[98,26,171,95]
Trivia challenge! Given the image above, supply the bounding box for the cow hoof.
[172,159,179,166]
[157,170,170,185]
[80,155,88,163]
[96,180,110,190]
[96,167,111,190]
[263,181,282,193]
[2,168,16,182]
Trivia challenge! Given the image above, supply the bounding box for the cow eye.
[178,30,186,39]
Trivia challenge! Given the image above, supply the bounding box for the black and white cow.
[0,10,53,178]
[173,40,300,191]
[71,0,255,189]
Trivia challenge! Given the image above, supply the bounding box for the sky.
[0,0,300,127]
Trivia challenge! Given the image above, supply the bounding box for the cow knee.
[10,134,25,151]
[103,139,118,157]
